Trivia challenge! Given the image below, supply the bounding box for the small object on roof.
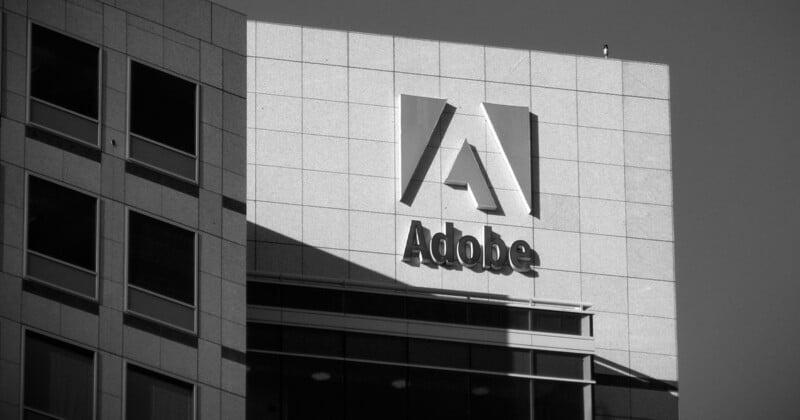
[603,44,609,58]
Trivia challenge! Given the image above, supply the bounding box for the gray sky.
[220,0,800,417]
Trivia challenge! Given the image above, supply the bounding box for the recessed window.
[128,61,198,181]
[126,364,193,420]
[24,331,95,420]
[29,23,100,146]
[127,211,196,331]
[26,176,98,298]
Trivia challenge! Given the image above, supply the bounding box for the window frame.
[125,58,200,183]
[26,21,103,148]
[122,360,197,420]
[20,327,98,420]
[22,173,101,300]
[124,208,198,334]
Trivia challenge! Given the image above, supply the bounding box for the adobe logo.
[399,94,534,213]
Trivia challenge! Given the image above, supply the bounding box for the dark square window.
[130,61,196,154]
[534,351,585,380]
[469,303,530,330]
[344,291,405,318]
[29,24,100,145]
[407,297,468,325]
[127,211,195,330]
[26,176,97,297]
[24,332,94,420]
[126,364,193,420]
[409,338,469,369]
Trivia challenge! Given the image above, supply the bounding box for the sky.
[219,0,800,417]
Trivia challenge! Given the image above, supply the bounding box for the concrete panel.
[254,94,301,132]
[349,32,393,71]
[440,42,484,79]
[349,251,396,283]
[60,304,98,347]
[624,131,671,170]
[254,22,301,60]
[578,127,624,165]
[629,352,677,382]
[627,238,674,281]
[441,114,486,151]
[22,292,60,333]
[303,171,348,209]
[198,340,221,386]
[254,166,302,204]
[533,193,580,232]
[530,87,577,125]
[395,180,440,218]
[349,139,394,178]
[486,47,530,85]
[533,229,580,272]
[161,339,198,380]
[255,129,302,168]
[593,312,629,351]
[581,274,628,313]
[537,123,578,161]
[626,202,673,241]
[580,198,626,236]
[302,206,349,249]
[629,315,677,355]
[302,27,347,66]
[349,104,394,142]
[254,201,303,243]
[624,97,670,135]
[486,82,530,108]
[579,162,625,201]
[394,73,439,99]
[304,63,348,102]
[350,175,395,214]
[628,278,676,318]
[303,135,348,173]
[578,92,623,130]
[623,62,670,99]
[123,325,161,367]
[440,78,485,116]
[581,233,627,277]
[349,68,394,107]
[537,158,579,196]
[211,4,245,53]
[534,269,581,302]
[626,167,673,205]
[394,37,438,75]
[531,51,576,89]
[303,99,348,137]
[349,211,395,254]
[255,58,301,96]
[577,56,622,94]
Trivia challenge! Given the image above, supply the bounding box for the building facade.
[244,20,676,420]
[0,0,248,419]
[0,1,676,419]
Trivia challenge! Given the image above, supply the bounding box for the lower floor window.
[24,331,95,420]
[247,353,588,420]
[126,364,194,420]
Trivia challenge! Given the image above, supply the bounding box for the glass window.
[344,291,405,318]
[346,332,407,363]
[127,211,195,331]
[346,362,406,420]
[126,365,193,420]
[247,353,281,420]
[470,345,531,375]
[247,282,281,307]
[532,310,583,335]
[129,61,197,180]
[282,285,342,313]
[248,323,281,352]
[409,338,468,369]
[26,176,97,297]
[282,355,343,420]
[406,297,468,324]
[470,374,531,420]
[469,303,530,330]
[407,368,469,420]
[24,332,94,420]
[29,24,100,145]
[533,380,585,420]
[534,351,585,380]
[282,326,343,357]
